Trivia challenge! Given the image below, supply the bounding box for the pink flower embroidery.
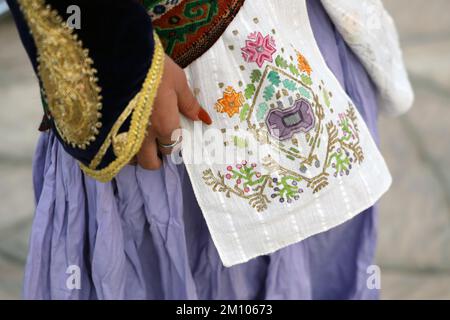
[241,32,276,68]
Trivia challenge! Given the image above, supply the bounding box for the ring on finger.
[157,134,183,149]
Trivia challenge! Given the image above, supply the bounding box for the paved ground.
[0,1,449,299]
[376,0,450,299]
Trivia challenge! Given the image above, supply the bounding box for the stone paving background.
[0,0,449,299]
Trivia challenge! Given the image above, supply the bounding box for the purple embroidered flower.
[266,98,315,141]
[241,32,276,68]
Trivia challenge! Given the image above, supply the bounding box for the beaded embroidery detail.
[203,29,365,212]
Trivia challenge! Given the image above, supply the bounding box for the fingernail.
[198,108,213,125]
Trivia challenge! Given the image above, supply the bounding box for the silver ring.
[157,134,183,149]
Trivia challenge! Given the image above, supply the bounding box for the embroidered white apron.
[180,0,392,267]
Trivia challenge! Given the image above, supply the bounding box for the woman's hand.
[136,54,212,170]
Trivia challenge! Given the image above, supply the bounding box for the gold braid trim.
[18,0,102,149]
[79,33,165,182]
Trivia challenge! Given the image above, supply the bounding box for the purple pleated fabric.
[24,0,381,300]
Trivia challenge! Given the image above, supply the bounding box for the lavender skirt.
[24,0,380,300]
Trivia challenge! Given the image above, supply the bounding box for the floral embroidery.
[271,175,304,204]
[241,32,276,68]
[206,29,365,212]
[265,98,315,141]
[215,86,245,117]
[203,161,272,212]
[297,51,312,75]
[329,107,364,177]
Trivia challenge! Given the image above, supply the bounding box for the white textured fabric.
[182,0,392,267]
[320,0,414,116]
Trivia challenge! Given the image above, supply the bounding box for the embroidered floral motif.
[205,29,365,211]
[241,32,276,68]
[225,161,265,193]
[297,51,312,75]
[215,86,245,117]
[329,107,364,177]
[203,161,272,212]
[271,175,304,204]
[265,98,315,141]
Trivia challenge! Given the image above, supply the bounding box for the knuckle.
[155,123,175,138]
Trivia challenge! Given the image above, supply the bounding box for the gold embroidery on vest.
[18,0,102,149]
[79,33,165,182]
[112,133,129,158]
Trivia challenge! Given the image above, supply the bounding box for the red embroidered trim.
[153,0,246,68]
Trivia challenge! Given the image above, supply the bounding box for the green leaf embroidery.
[256,102,269,121]
[298,86,311,99]
[289,63,300,76]
[282,79,297,91]
[240,103,250,122]
[275,55,288,69]
[244,83,256,99]
[233,136,248,148]
[300,74,313,86]
[286,155,296,161]
[323,90,331,108]
[267,70,281,87]
[250,69,262,83]
[263,85,275,101]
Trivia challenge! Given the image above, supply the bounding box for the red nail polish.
[198,108,213,125]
